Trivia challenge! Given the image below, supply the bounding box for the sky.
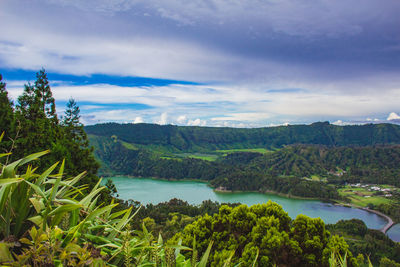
[1,0,400,127]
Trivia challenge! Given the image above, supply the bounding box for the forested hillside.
[86,121,400,151]
[89,127,400,200]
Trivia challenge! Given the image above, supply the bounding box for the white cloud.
[187,118,206,126]
[176,115,187,124]
[133,116,144,123]
[332,120,347,126]
[211,113,271,122]
[2,0,400,127]
[156,112,168,125]
[5,78,400,126]
[387,112,400,121]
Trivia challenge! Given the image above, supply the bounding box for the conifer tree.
[34,69,58,124]
[0,74,15,154]
[14,70,59,164]
[61,98,99,183]
[63,98,83,142]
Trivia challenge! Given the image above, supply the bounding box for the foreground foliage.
[171,202,357,266]
[0,142,211,266]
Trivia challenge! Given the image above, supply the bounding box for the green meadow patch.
[216,148,271,155]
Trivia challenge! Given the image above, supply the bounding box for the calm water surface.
[106,176,399,240]
[387,224,400,242]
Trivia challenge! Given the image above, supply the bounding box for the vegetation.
[338,186,394,207]
[90,133,400,200]
[0,144,371,266]
[1,71,400,266]
[327,219,400,265]
[85,121,400,151]
[0,136,219,266]
[171,202,357,266]
[216,148,271,155]
[1,70,99,190]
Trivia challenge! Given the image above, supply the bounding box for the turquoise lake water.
[105,176,399,241]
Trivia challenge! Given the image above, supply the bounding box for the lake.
[105,176,399,241]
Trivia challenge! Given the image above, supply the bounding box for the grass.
[338,186,394,207]
[216,148,271,154]
[176,153,219,161]
[120,141,139,150]
[160,156,183,161]
[310,175,321,181]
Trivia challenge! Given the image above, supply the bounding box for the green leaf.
[24,181,47,202]
[223,250,236,267]
[0,242,13,262]
[30,198,45,213]
[109,206,133,239]
[251,248,259,267]
[79,180,104,207]
[36,161,59,186]
[197,241,213,267]
[2,150,50,178]
[0,153,11,158]
[0,178,23,186]
[28,215,43,226]
[48,204,82,216]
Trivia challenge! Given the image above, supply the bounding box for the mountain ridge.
[85,122,400,151]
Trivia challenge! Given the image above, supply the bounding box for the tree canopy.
[172,202,357,266]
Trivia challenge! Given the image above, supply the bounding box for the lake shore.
[214,187,325,201]
[104,175,396,234]
[333,202,395,233]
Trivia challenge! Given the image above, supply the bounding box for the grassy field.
[338,186,394,207]
[176,153,219,161]
[120,141,139,150]
[160,156,183,161]
[303,175,328,182]
[216,148,271,154]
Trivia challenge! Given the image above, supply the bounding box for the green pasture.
[338,186,394,207]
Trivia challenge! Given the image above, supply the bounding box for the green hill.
[86,122,400,152]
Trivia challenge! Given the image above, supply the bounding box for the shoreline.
[102,175,210,184]
[333,202,395,234]
[105,175,397,234]
[214,187,324,201]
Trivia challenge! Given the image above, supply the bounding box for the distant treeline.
[86,121,400,151]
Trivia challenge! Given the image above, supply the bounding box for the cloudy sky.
[1,0,400,127]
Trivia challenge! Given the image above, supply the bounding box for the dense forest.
[86,121,400,151]
[0,71,400,266]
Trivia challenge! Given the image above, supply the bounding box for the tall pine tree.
[0,74,15,155]
[14,69,60,167]
[34,69,58,124]
[61,98,99,185]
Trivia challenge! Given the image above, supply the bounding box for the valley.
[88,122,400,243]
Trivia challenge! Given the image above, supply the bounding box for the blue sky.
[1,0,400,126]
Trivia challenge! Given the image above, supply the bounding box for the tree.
[172,202,357,266]
[59,98,99,185]
[14,70,59,165]
[34,69,58,123]
[63,98,80,127]
[0,74,14,154]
